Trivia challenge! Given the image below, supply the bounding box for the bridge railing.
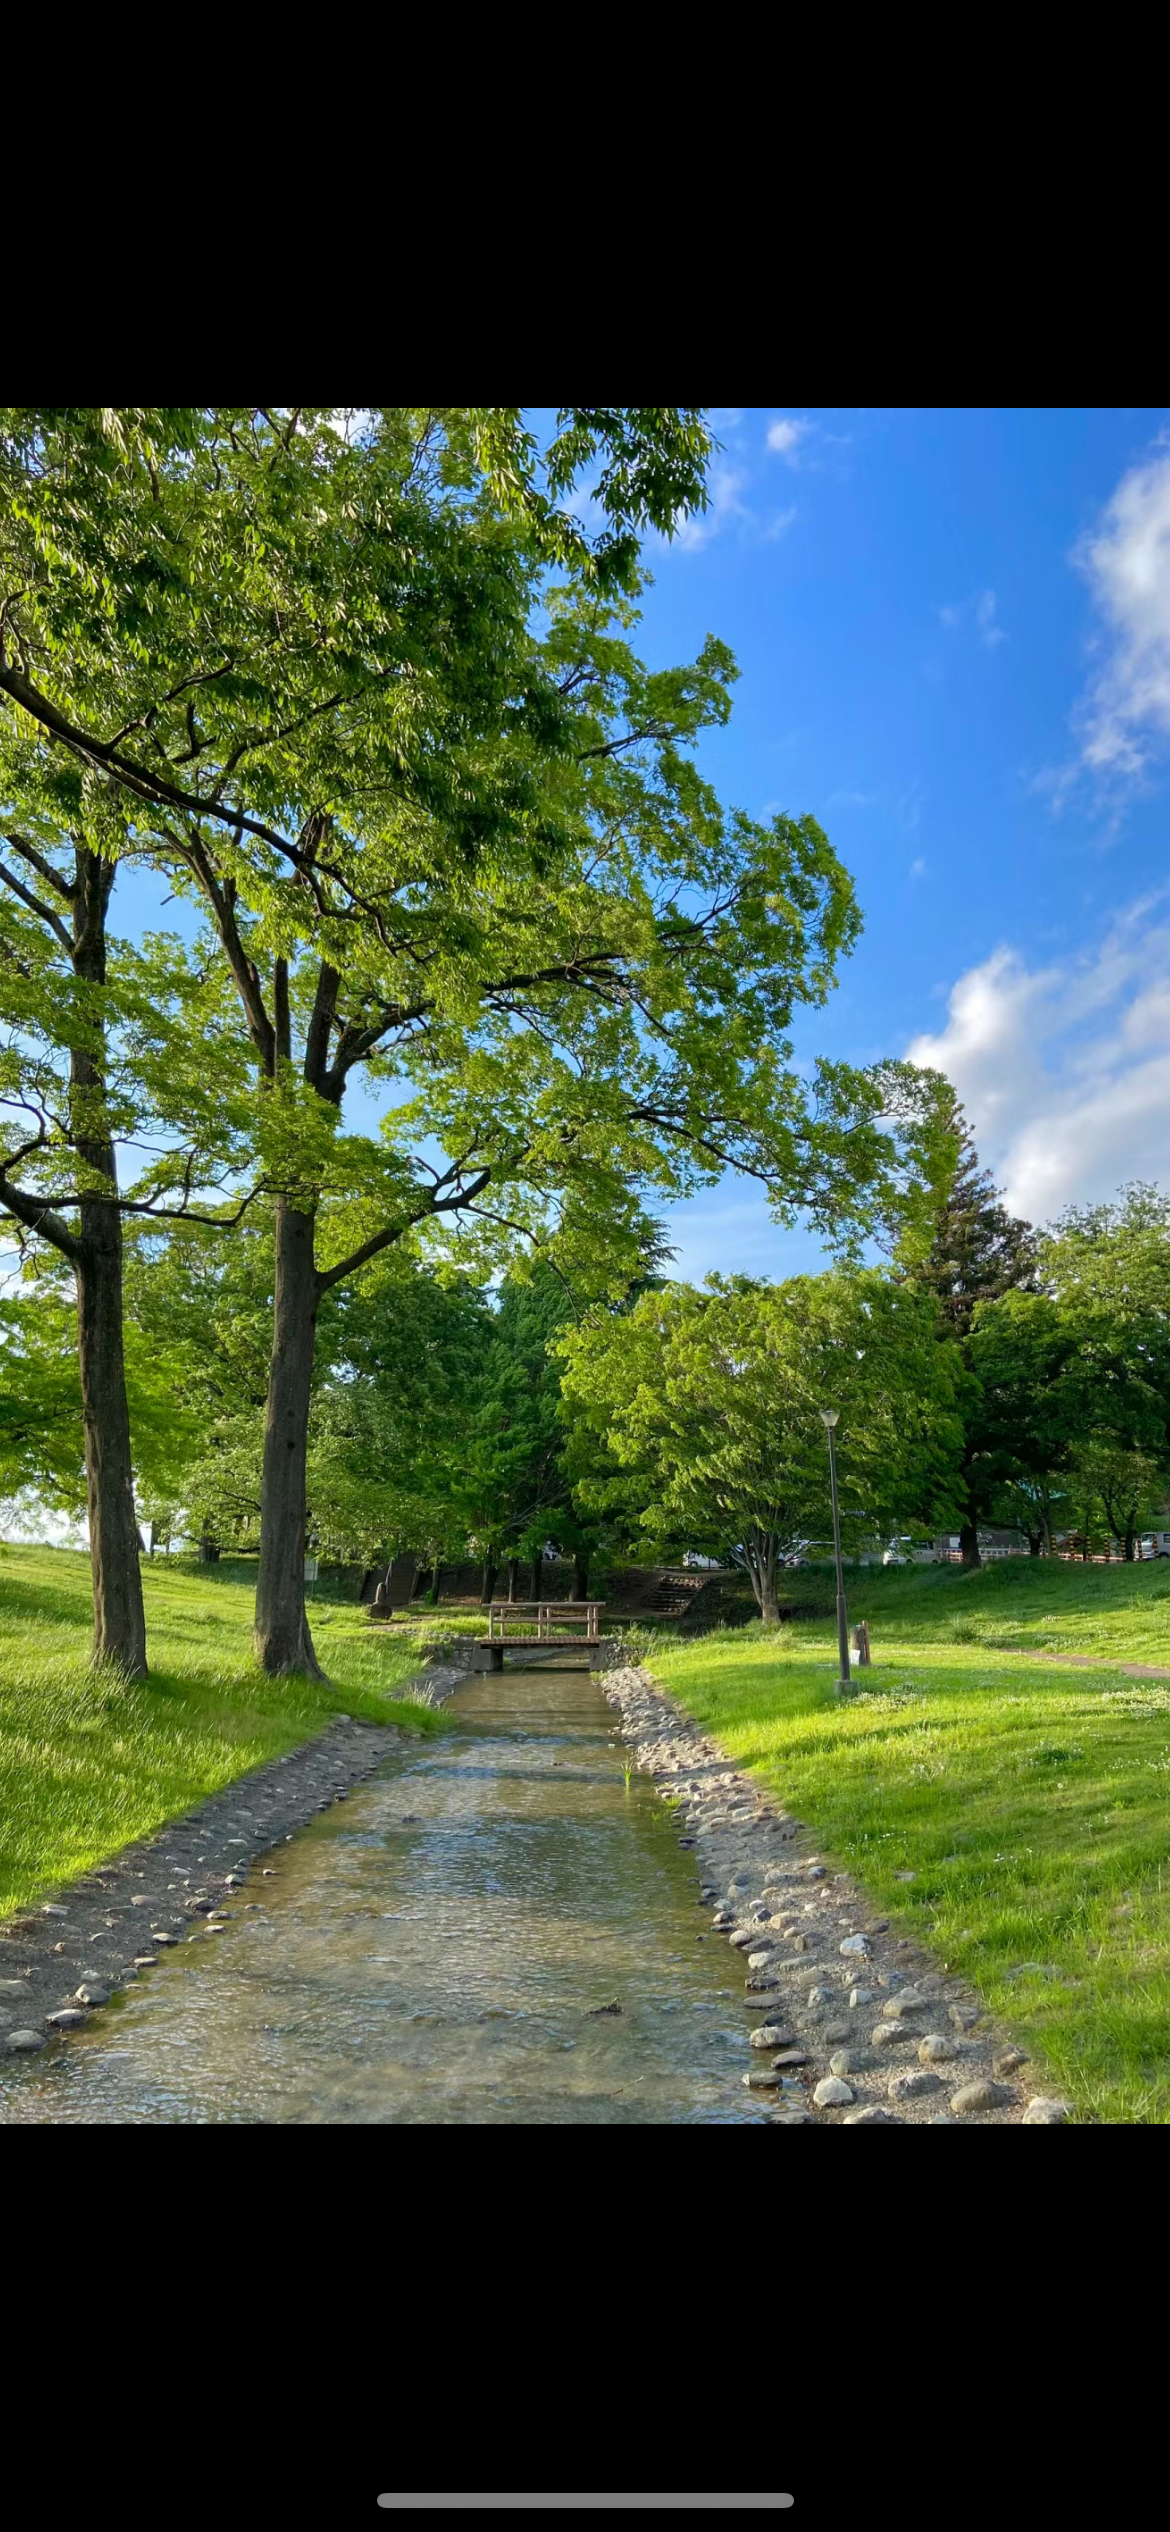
[486,1601,605,1644]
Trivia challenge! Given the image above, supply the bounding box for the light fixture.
[820,1408,839,1429]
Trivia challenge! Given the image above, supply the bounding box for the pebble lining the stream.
[601,1666,1073,2127]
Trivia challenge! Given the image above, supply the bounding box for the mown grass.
[650,1559,1170,2125]
[0,1545,449,1920]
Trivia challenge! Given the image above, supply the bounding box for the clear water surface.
[0,1663,761,2125]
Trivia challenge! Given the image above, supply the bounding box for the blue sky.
[630,407,1170,1280]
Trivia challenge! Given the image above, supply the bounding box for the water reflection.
[0,1665,758,2125]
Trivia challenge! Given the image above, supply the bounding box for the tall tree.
[0,826,253,1668]
[905,1098,1037,1563]
[561,1271,964,1621]
[0,409,947,1676]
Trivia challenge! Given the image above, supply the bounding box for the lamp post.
[821,1409,851,1693]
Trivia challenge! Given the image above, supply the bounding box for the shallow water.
[0,1664,761,2124]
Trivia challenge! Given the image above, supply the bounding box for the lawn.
[0,1544,450,1920]
[650,1558,1170,2124]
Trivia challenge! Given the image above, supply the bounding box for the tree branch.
[0,853,73,951]
[3,832,77,903]
[0,1172,81,1260]
[178,831,276,1075]
[314,1168,492,1296]
[304,962,340,1096]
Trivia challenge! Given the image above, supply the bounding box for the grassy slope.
[0,1545,451,1919]
[651,1559,1170,2124]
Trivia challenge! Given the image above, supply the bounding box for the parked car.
[882,1538,938,1566]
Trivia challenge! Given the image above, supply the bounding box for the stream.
[0,1661,761,2124]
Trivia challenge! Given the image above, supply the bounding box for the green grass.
[650,1559,1170,2125]
[0,1544,450,1920]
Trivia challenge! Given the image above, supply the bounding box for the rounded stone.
[1022,2096,1072,2124]
[6,2028,45,2053]
[747,1950,778,1972]
[839,1934,870,1956]
[872,2020,912,2048]
[994,2047,1028,2074]
[829,2048,865,2077]
[919,2033,958,2063]
[0,1979,31,2001]
[880,1990,929,2020]
[889,2066,941,2100]
[843,2106,903,2124]
[46,2007,87,2029]
[75,1983,110,2006]
[950,2078,1015,2115]
[743,2066,783,2087]
[813,2074,855,2107]
[849,1987,876,2008]
[749,2024,793,2050]
[807,1985,833,2006]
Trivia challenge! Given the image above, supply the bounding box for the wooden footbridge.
[471,1601,607,1670]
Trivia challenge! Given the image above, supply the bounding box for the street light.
[820,1409,851,1694]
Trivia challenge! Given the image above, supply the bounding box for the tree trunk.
[959,1520,982,1568]
[530,1549,544,1602]
[759,1531,780,1622]
[427,1561,442,1607]
[76,1228,147,1677]
[571,1549,589,1602]
[1027,1531,1043,1556]
[507,1559,519,1602]
[480,1558,498,1604]
[254,1200,323,1676]
[198,1532,221,1563]
[1125,1526,1136,1562]
[71,848,147,1679]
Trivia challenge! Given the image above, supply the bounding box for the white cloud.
[766,417,812,465]
[909,857,927,878]
[906,895,1170,1222]
[976,589,1006,647]
[673,460,752,550]
[937,589,1006,646]
[671,461,798,555]
[1075,441,1170,777]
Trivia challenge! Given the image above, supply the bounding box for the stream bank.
[603,1665,1073,2125]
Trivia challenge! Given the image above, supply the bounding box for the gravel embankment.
[0,1711,413,2058]
[603,1666,1072,2126]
